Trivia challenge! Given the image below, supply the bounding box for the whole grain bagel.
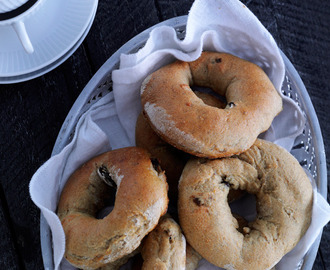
[178,139,313,270]
[141,215,202,270]
[136,91,226,204]
[136,91,243,204]
[141,215,186,270]
[57,147,169,269]
[185,244,202,270]
[141,51,282,158]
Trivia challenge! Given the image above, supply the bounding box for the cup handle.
[12,21,34,54]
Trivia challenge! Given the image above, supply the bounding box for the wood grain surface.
[0,0,329,269]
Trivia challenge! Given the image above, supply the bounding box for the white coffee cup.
[0,0,46,54]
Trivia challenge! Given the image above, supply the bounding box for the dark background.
[0,0,329,269]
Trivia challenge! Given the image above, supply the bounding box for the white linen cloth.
[29,0,330,269]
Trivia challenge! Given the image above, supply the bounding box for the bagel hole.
[229,192,257,233]
[98,165,117,188]
[151,157,163,174]
[96,188,116,219]
[191,86,227,107]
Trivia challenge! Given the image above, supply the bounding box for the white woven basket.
[40,16,327,270]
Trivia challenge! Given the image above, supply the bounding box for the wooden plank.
[0,76,64,269]
[155,0,194,21]
[0,43,93,270]
[0,194,21,270]
[84,0,160,72]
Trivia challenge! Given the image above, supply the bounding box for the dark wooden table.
[0,0,329,269]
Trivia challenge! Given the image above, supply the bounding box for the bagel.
[141,215,186,270]
[178,139,313,270]
[57,147,169,269]
[136,91,226,204]
[135,112,188,201]
[185,244,202,270]
[141,215,202,270]
[141,51,282,158]
[136,91,243,204]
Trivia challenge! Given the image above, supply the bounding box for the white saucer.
[0,0,98,84]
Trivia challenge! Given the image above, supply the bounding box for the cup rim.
[0,0,39,23]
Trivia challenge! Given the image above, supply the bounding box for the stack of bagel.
[57,52,313,270]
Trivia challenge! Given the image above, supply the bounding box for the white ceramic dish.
[0,0,29,13]
[40,16,327,270]
[0,0,98,83]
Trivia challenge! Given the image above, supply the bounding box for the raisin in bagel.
[57,147,169,269]
[141,51,282,158]
[178,139,313,270]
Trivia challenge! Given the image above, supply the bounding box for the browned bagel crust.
[136,91,226,204]
[140,214,202,270]
[136,111,188,205]
[178,139,313,270]
[141,215,186,270]
[57,147,169,269]
[141,51,282,158]
[185,244,202,270]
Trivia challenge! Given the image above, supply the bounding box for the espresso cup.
[0,0,46,54]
